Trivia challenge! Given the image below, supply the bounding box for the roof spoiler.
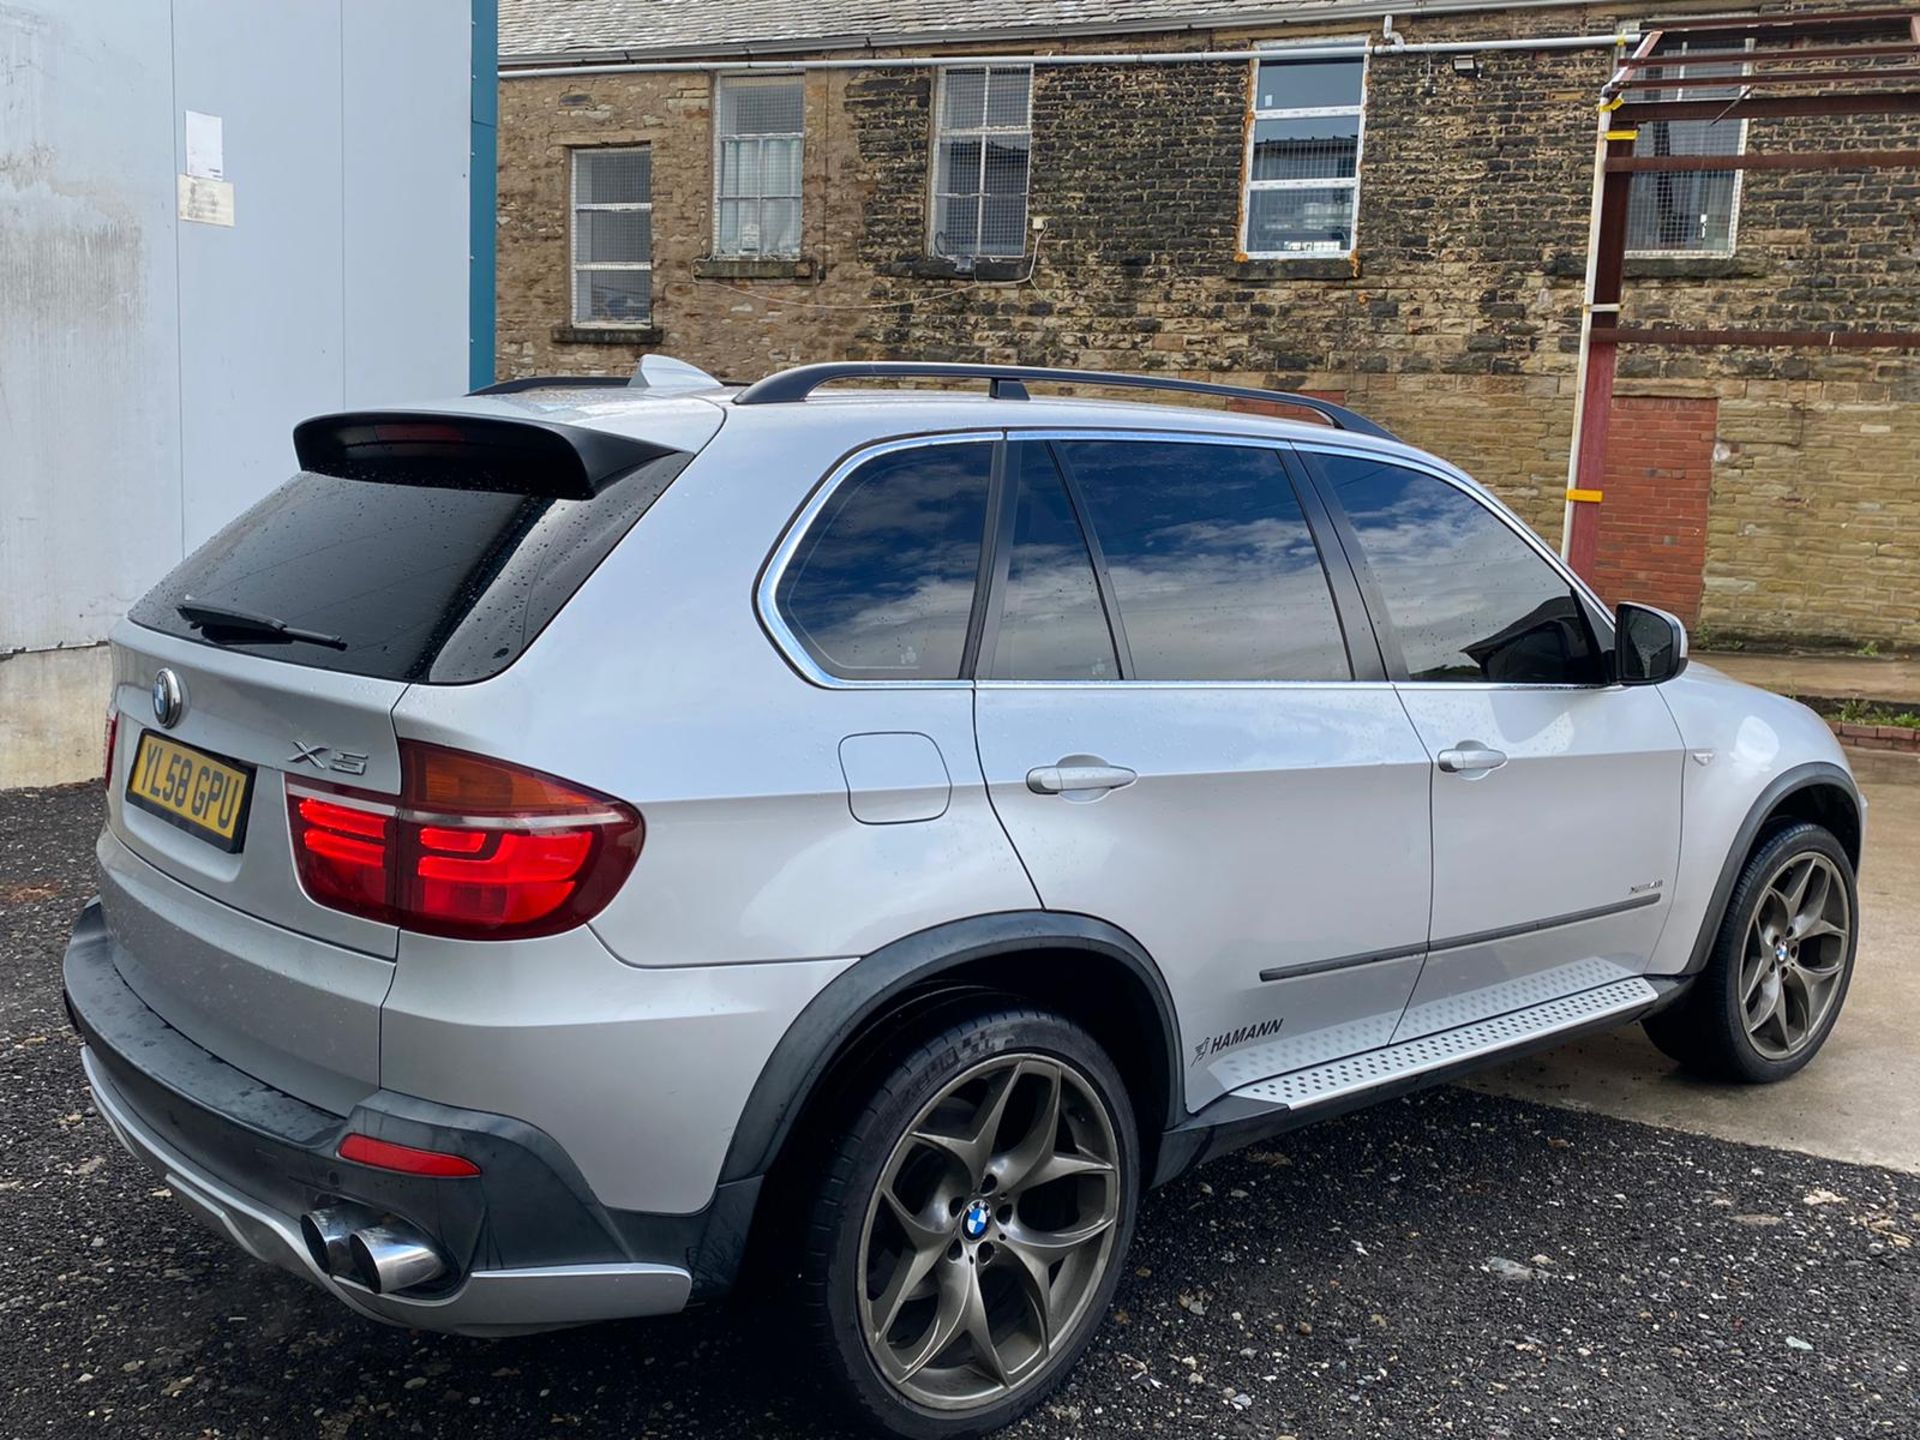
[291,411,678,501]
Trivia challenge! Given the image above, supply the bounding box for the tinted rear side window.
[1055,439,1351,681]
[774,442,993,681]
[1317,453,1602,684]
[129,450,691,683]
[987,443,1119,681]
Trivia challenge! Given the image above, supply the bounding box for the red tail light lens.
[287,742,641,940]
[337,1132,480,1178]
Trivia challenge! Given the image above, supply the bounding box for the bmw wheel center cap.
[961,1199,991,1241]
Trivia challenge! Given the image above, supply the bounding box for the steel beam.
[1618,41,1920,68]
[1614,64,1920,90]
[1622,89,1920,121]
[1610,328,1920,349]
[1636,9,1920,38]
[1605,148,1920,172]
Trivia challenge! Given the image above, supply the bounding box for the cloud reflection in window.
[1059,441,1350,681]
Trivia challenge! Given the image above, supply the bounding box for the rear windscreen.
[129,450,690,683]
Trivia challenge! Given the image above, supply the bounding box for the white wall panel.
[0,0,183,649]
[343,0,472,407]
[2,0,473,655]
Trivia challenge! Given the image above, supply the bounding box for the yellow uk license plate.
[126,733,255,852]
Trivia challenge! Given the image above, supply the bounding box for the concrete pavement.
[2,766,1916,1437]
[1702,651,1920,705]
[1472,746,1920,1175]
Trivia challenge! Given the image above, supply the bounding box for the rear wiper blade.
[177,597,348,650]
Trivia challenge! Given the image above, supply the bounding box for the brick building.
[495,1,1920,649]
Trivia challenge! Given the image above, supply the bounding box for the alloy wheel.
[856,1053,1122,1411]
[1741,851,1850,1061]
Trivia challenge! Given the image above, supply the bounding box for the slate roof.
[500,0,1385,63]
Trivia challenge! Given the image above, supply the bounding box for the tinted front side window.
[1318,454,1602,685]
[129,452,690,684]
[1055,440,1350,681]
[988,444,1118,680]
[775,443,993,680]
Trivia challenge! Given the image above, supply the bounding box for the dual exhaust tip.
[300,1205,447,1296]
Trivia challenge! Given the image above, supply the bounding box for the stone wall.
[496,2,1920,648]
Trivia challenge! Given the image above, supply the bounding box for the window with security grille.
[715,75,804,257]
[1243,53,1367,257]
[931,65,1032,261]
[571,147,653,326]
[1626,39,1747,254]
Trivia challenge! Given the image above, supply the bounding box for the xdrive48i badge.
[1191,1017,1285,1066]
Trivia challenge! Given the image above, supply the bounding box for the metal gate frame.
[1562,7,1920,575]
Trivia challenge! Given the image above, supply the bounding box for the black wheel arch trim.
[1678,759,1862,978]
[716,910,1184,1186]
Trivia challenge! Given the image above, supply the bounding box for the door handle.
[1436,744,1508,774]
[1026,762,1138,796]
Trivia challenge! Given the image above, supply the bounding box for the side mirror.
[1614,602,1689,685]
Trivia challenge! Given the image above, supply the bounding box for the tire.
[1644,821,1858,1083]
[801,1006,1140,1439]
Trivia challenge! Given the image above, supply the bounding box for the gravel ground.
[3,784,1917,1439]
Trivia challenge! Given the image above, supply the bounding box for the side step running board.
[1156,977,1668,1184]
[1238,977,1662,1110]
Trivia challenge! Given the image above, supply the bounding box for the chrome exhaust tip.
[347,1222,447,1295]
[300,1204,377,1277]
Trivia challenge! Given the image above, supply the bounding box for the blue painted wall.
[470,0,498,390]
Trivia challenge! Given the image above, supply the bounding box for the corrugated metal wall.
[0,0,473,655]
[0,0,477,783]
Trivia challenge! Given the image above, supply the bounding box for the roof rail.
[469,375,630,396]
[732,362,1395,439]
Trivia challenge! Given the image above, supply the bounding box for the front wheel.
[1644,821,1858,1083]
[802,1007,1139,1438]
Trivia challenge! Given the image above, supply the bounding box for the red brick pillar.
[1587,395,1716,625]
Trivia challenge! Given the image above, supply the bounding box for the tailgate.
[94,405,702,1111]
[100,624,406,1110]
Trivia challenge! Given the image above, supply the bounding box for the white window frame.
[1240,41,1369,260]
[570,145,652,328]
[712,73,805,258]
[1625,37,1750,258]
[929,64,1034,262]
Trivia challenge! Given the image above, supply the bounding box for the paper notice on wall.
[177,174,235,226]
[185,111,224,179]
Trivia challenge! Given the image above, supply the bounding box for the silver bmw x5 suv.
[66,358,1862,1437]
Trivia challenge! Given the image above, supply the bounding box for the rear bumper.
[65,899,703,1336]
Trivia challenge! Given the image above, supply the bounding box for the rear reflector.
[103,706,119,790]
[337,1133,481,1178]
[287,742,642,940]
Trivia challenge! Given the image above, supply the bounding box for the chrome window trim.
[758,424,1620,694]
[757,432,1001,690]
[976,679,1394,691]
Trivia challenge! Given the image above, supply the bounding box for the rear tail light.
[287,742,641,940]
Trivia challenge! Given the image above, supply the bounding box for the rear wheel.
[802,1007,1138,1438]
[1644,821,1857,1083]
